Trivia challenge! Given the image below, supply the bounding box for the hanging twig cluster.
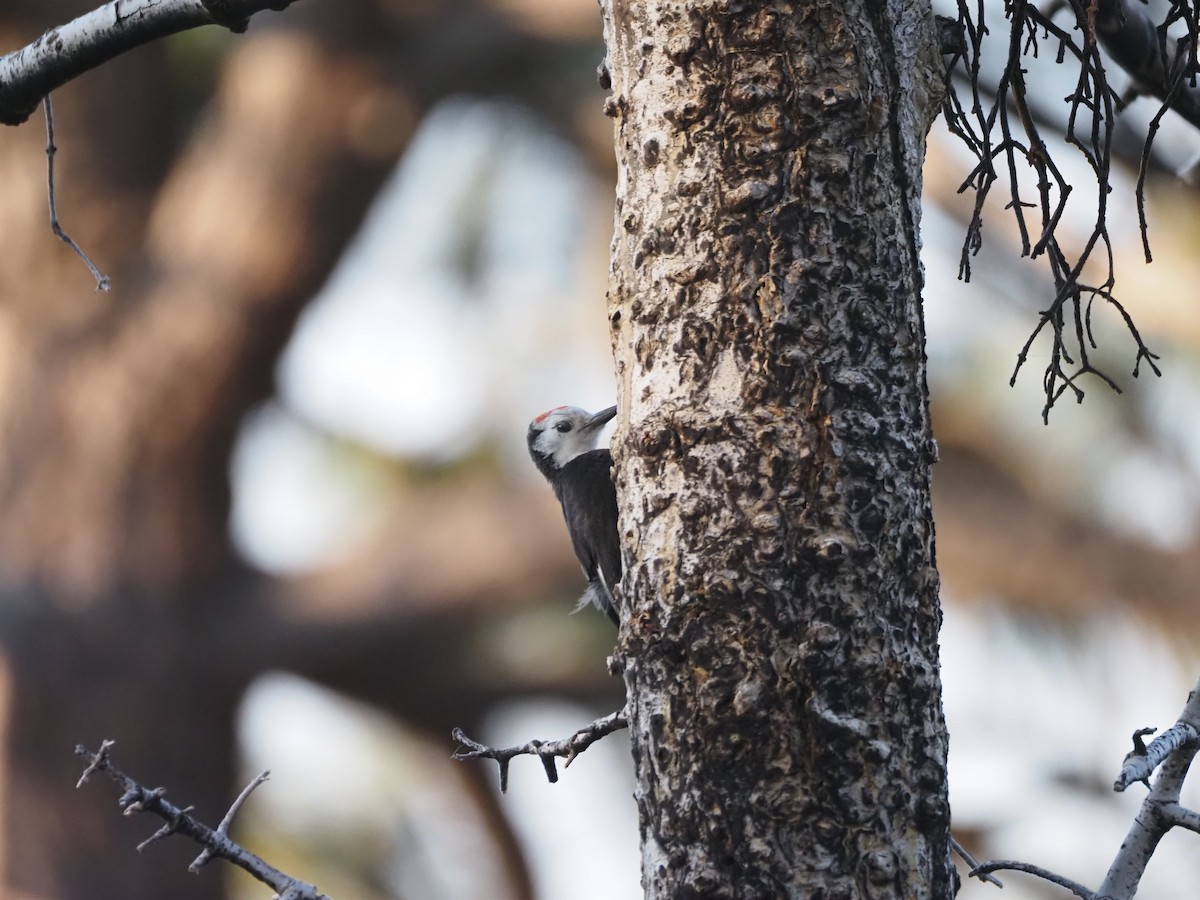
[943,0,1200,419]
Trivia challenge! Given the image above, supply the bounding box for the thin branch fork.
[452,707,628,793]
[950,837,1004,888]
[76,741,326,900]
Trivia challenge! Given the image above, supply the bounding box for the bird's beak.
[585,405,618,431]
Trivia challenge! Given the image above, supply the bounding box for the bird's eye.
[555,422,573,433]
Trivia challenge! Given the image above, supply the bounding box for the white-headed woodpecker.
[527,405,620,625]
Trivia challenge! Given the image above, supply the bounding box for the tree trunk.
[0,7,413,895]
[602,1,954,896]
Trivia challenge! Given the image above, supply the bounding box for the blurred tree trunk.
[603,1,955,896]
[0,0,633,895]
[0,5,419,896]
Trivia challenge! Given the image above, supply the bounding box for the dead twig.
[44,96,109,291]
[951,836,1003,888]
[452,707,628,793]
[75,741,326,900]
[968,858,1094,898]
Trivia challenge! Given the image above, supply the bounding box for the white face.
[530,406,607,468]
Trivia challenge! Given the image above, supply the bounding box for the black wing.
[556,449,621,617]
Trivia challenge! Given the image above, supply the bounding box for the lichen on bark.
[602,1,954,896]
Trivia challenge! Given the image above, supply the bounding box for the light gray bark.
[0,0,301,126]
[602,1,954,896]
[1099,681,1200,899]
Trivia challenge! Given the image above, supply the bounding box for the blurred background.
[0,1,1198,898]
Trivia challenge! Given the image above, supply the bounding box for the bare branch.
[452,708,628,793]
[1097,678,1200,897]
[942,0,1179,419]
[190,769,270,873]
[43,96,110,291]
[1160,800,1200,834]
[1096,0,1200,131]
[1114,722,1200,791]
[963,679,1200,899]
[75,742,326,900]
[0,0,302,126]
[968,858,1094,898]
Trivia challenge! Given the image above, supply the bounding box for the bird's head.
[527,405,617,471]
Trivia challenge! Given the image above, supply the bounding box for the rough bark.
[602,1,954,897]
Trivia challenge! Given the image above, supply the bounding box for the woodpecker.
[527,405,620,626]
